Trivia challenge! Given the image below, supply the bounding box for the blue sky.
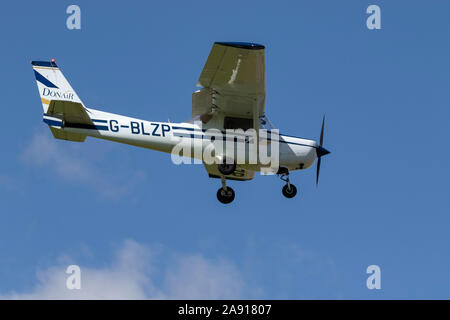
[0,0,449,299]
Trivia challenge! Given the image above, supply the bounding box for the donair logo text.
[42,88,74,100]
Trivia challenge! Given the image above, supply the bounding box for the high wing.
[193,42,266,119]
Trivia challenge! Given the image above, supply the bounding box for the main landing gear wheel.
[217,186,235,204]
[218,161,236,175]
[282,184,297,198]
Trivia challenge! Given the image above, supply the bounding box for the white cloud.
[20,130,146,199]
[162,254,245,299]
[21,132,91,181]
[0,240,248,300]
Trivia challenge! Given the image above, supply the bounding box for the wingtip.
[215,42,265,50]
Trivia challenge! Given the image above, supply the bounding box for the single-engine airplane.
[31,42,330,204]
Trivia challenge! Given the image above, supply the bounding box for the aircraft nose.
[316,146,330,157]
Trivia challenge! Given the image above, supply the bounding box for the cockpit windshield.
[184,115,201,124]
[259,115,275,130]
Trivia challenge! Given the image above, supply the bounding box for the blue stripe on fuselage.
[43,118,62,127]
[172,131,315,148]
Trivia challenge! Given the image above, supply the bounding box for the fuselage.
[49,108,318,173]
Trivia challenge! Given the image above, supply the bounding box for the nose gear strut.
[279,171,297,199]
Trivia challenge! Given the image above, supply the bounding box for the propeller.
[315,116,331,186]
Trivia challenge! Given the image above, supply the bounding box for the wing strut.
[253,97,260,164]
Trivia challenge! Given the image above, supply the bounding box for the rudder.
[31,60,84,113]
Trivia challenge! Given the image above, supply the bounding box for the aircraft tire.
[282,184,297,198]
[217,187,235,204]
[218,162,236,175]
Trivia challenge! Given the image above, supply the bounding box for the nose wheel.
[279,171,298,199]
[217,176,235,204]
[282,184,297,198]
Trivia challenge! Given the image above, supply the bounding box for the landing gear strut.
[217,176,235,204]
[280,170,297,199]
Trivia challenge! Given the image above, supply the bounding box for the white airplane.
[31,42,330,204]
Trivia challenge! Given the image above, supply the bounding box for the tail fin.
[32,60,90,142]
[31,60,84,113]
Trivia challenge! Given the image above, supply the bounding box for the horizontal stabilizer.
[43,100,91,142]
[49,127,86,142]
[47,100,91,124]
[43,114,87,142]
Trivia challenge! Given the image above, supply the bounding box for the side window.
[223,117,253,130]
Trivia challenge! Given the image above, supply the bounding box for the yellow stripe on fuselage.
[41,98,50,105]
